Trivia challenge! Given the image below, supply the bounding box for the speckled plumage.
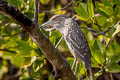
[63,18,91,69]
[40,14,91,69]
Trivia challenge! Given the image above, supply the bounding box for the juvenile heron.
[40,14,92,76]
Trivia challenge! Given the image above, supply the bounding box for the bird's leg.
[49,31,51,36]
[74,60,79,74]
[88,68,93,80]
[72,57,77,70]
[55,36,63,48]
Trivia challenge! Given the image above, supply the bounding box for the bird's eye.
[52,18,56,21]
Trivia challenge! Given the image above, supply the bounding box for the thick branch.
[0,0,76,80]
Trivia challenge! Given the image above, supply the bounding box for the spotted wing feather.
[65,20,91,69]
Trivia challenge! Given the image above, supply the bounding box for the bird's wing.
[65,21,91,68]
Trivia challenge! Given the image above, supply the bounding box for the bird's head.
[40,14,68,32]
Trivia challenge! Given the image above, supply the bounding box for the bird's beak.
[40,21,52,28]
[40,21,55,31]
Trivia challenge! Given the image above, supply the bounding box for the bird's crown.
[49,14,67,22]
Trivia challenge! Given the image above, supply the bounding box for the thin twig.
[39,1,73,13]
[80,27,100,33]
[80,21,119,36]
[34,0,39,26]
[95,21,119,36]
[0,49,17,53]
[105,22,119,48]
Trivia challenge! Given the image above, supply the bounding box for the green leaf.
[16,40,32,57]
[8,0,18,8]
[38,13,45,25]
[8,0,24,9]
[34,47,43,56]
[12,55,24,67]
[107,41,120,56]
[107,27,116,38]
[40,0,50,5]
[67,57,74,67]
[110,52,120,63]
[104,6,113,15]
[104,0,112,6]
[96,16,107,26]
[115,0,120,6]
[97,10,110,18]
[48,76,54,80]
[0,14,9,21]
[40,28,49,37]
[51,30,62,37]
[87,0,94,18]
[29,0,35,9]
[74,3,88,21]
[96,2,113,16]
[50,30,62,46]
[93,40,103,53]
[33,59,43,72]
[49,36,56,46]
[103,22,113,29]
[78,61,86,75]
[16,41,32,51]
[94,51,105,64]
[106,62,120,72]
[22,57,31,67]
[106,52,120,72]
[92,40,105,64]
[24,12,34,19]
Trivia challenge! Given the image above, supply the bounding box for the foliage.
[0,0,120,80]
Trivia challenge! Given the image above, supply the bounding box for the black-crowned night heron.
[40,14,92,77]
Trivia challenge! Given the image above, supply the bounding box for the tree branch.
[80,22,119,37]
[34,0,39,26]
[0,0,76,80]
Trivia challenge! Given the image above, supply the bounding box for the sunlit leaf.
[38,13,45,25]
[93,40,103,53]
[22,57,31,67]
[92,40,105,64]
[74,3,88,21]
[40,0,50,5]
[67,57,74,67]
[16,41,32,51]
[96,16,107,26]
[96,2,113,16]
[12,54,24,67]
[78,61,86,75]
[16,40,32,57]
[87,0,94,18]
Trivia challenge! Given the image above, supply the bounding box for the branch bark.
[0,0,76,80]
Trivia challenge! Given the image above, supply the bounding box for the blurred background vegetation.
[0,0,120,80]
